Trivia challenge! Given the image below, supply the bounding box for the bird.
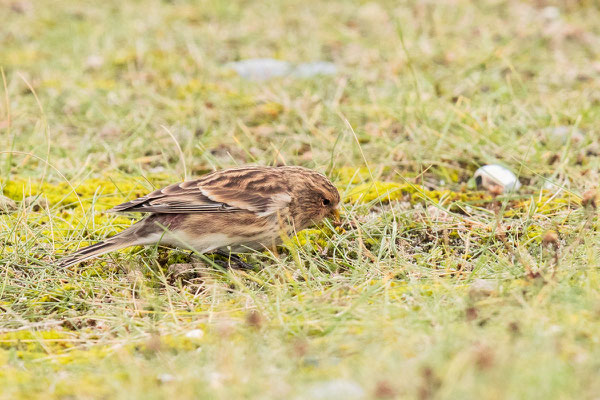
[57,165,341,268]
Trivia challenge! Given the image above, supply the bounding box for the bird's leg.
[213,249,254,270]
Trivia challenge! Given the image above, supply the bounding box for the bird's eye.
[322,198,331,206]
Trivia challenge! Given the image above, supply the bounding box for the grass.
[1,0,600,398]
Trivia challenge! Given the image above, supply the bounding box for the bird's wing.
[108,173,291,216]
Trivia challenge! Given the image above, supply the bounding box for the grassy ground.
[1,0,600,398]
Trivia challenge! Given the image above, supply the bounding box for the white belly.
[139,230,274,253]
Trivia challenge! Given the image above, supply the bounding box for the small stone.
[291,61,337,78]
[208,372,224,389]
[23,195,49,211]
[543,179,556,190]
[426,205,452,222]
[469,279,497,298]
[99,122,121,138]
[10,1,33,14]
[0,195,17,213]
[145,333,162,353]
[543,126,584,146]
[541,6,560,20]
[474,164,521,193]
[245,310,263,328]
[542,230,559,248]
[226,58,337,81]
[465,306,478,321]
[168,263,205,280]
[148,166,167,174]
[86,54,104,70]
[582,190,597,209]
[157,373,175,384]
[586,142,600,156]
[374,380,396,399]
[547,325,562,335]
[226,58,292,81]
[304,379,365,400]
[184,329,205,339]
[357,2,389,24]
[473,344,495,369]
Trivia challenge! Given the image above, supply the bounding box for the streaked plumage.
[57,166,340,267]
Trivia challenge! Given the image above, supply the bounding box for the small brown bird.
[58,166,340,268]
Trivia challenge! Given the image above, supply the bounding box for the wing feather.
[108,168,291,216]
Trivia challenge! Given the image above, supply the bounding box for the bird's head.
[284,167,340,230]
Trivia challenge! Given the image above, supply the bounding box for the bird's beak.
[331,208,341,223]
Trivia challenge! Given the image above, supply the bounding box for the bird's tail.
[57,222,145,268]
[57,239,130,268]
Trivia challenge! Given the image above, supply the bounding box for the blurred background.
[1,0,599,188]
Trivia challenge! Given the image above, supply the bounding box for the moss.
[128,333,204,356]
[0,364,34,386]
[4,48,41,66]
[1,174,172,209]
[175,78,208,99]
[339,172,578,221]
[294,228,328,249]
[2,329,208,366]
[53,374,113,398]
[161,334,203,352]
[334,166,374,186]
[346,181,419,203]
[89,78,116,90]
[0,330,75,353]
[111,49,137,67]
[525,225,545,242]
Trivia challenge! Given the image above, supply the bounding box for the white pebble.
[474,164,521,193]
[157,373,175,384]
[184,329,205,339]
